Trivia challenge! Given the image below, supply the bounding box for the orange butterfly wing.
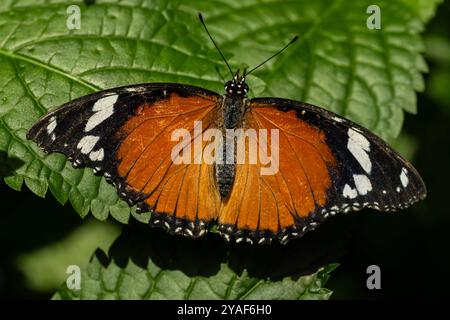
[217,101,338,244]
[115,91,221,236]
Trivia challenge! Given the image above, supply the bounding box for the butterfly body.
[216,71,249,198]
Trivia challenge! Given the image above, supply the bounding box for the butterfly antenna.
[198,13,234,77]
[245,36,298,76]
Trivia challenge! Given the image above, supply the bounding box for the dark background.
[1,2,449,300]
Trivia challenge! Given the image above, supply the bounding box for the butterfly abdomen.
[216,95,245,199]
[223,95,243,129]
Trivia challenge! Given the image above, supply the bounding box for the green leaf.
[16,219,120,292]
[0,0,439,222]
[52,225,338,300]
[400,0,443,23]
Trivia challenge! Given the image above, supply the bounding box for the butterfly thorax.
[216,73,249,199]
[222,72,248,129]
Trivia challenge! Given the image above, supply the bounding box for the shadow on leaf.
[0,151,25,178]
[100,215,357,280]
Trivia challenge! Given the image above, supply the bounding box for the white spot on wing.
[353,174,372,195]
[77,135,99,154]
[85,94,118,132]
[400,167,409,188]
[47,116,57,140]
[89,148,104,161]
[332,116,344,123]
[343,184,357,199]
[347,128,372,174]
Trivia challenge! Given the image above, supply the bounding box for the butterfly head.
[225,69,249,97]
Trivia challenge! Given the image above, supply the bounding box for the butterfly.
[27,14,426,245]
